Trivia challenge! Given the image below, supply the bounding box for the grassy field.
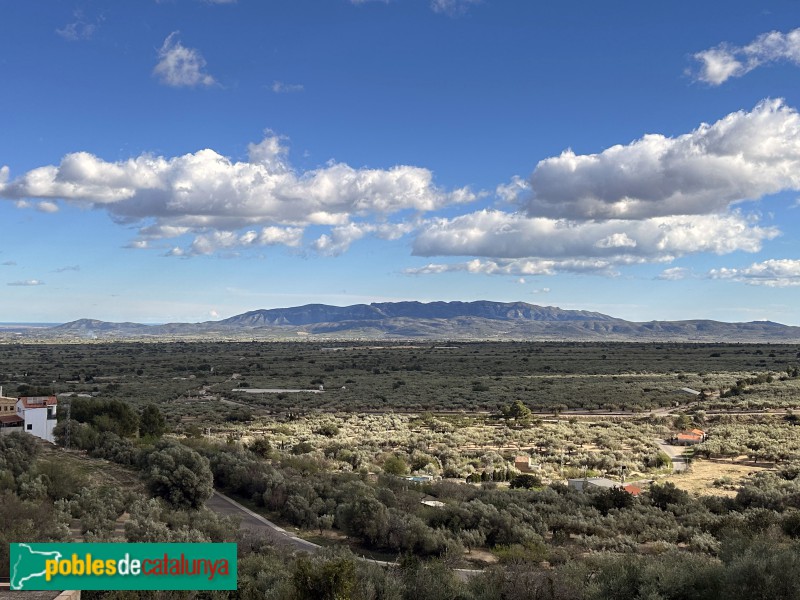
[665,458,769,497]
[37,441,145,492]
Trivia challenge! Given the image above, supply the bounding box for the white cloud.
[405,257,625,277]
[693,28,800,85]
[36,201,59,213]
[431,0,480,16]
[271,81,304,93]
[657,267,690,281]
[532,287,550,294]
[517,277,526,284]
[523,100,800,220]
[124,240,149,250]
[413,210,777,262]
[7,280,44,286]
[595,233,636,249]
[14,199,59,213]
[153,32,216,88]
[0,134,475,256]
[495,175,529,204]
[709,259,800,287]
[177,227,304,256]
[692,47,745,85]
[53,265,80,273]
[1,261,16,266]
[312,221,416,256]
[56,18,95,41]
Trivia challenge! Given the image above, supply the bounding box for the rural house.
[514,456,541,473]
[673,428,706,446]
[15,395,58,443]
[0,388,23,432]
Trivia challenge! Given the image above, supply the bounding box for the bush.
[145,443,213,509]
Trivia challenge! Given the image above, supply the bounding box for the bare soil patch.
[665,458,769,497]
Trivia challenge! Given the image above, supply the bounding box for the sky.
[2,0,800,325]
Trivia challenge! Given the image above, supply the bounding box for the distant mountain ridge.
[220,301,616,327]
[14,300,800,342]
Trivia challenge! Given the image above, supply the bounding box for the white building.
[15,396,57,443]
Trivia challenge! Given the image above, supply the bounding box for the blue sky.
[2,0,800,324]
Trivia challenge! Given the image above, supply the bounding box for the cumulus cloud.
[271,81,304,93]
[413,210,777,262]
[657,267,690,281]
[522,100,800,220]
[495,176,529,204]
[153,32,216,88]
[36,201,59,213]
[692,28,800,85]
[405,258,626,277]
[124,240,149,250]
[7,280,44,286]
[709,259,800,287]
[180,227,304,256]
[13,199,59,212]
[0,133,474,256]
[312,221,416,256]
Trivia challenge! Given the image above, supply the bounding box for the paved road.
[206,491,320,553]
[205,490,480,580]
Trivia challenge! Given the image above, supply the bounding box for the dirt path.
[655,440,689,473]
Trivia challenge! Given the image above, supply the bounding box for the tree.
[70,398,139,437]
[592,486,634,515]
[649,481,689,511]
[139,404,166,438]
[503,400,533,425]
[146,443,213,509]
[383,454,409,476]
[510,474,542,489]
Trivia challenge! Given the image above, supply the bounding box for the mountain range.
[7,301,800,342]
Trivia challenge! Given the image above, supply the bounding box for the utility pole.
[65,402,71,449]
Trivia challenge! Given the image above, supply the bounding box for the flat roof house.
[16,396,58,443]
[568,477,620,492]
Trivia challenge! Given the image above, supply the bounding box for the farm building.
[673,429,706,445]
[514,456,541,473]
[676,387,702,397]
[568,477,641,495]
[622,484,642,496]
[568,477,619,492]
